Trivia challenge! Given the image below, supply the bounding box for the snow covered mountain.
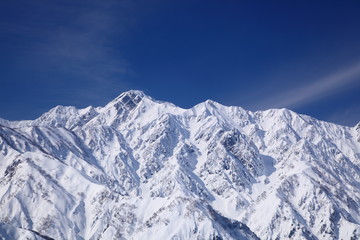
[0,90,359,240]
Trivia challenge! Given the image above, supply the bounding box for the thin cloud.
[38,1,131,81]
[2,0,139,105]
[254,62,360,109]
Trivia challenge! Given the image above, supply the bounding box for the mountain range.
[0,90,359,239]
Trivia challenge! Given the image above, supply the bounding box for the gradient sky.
[0,0,360,126]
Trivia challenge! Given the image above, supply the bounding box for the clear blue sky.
[0,0,360,126]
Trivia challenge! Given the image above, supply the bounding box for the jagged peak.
[105,90,184,113]
[104,90,151,111]
[34,105,80,123]
[193,99,222,110]
[122,89,146,96]
[191,99,247,118]
[204,99,223,108]
[47,105,78,114]
[111,90,146,103]
[255,107,307,122]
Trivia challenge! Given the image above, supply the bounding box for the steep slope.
[0,90,359,240]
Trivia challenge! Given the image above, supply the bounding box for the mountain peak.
[113,90,146,101]
[106,90,146,108]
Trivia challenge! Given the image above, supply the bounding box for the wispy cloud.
[0,0,140,105]
[252,62,360,109]
[38,1,132,80]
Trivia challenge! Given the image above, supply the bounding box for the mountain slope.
[0,90,359,239]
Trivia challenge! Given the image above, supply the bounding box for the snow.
[0,90,359,239]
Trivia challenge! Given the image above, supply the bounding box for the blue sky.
[0,0,359,126]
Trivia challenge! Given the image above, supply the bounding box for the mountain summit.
[0,90,359,239]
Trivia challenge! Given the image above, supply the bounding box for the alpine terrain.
[0,90,359,240]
